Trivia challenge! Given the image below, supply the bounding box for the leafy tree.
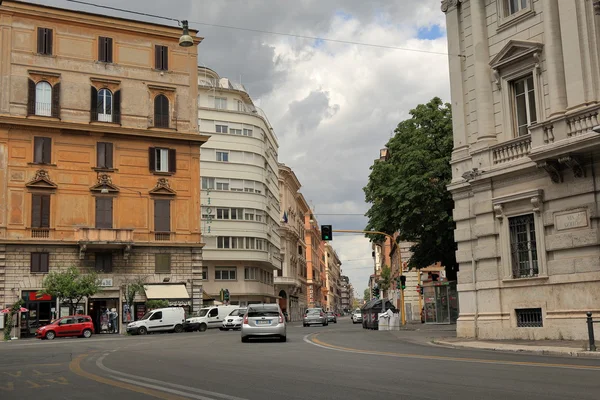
[146,299,169,310]
[378,266,392,298]
[364,97,457,279]
[41,266,101,315]
[122,276,147,321]
[363,288,371,303]
[3,299,24,341]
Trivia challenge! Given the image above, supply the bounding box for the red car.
[36,315,95,340]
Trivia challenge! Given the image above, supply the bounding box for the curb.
[432,340,600,358]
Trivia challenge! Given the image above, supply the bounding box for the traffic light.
[224,289,230,301]
[321,225,333,241]
[400,275,406,290]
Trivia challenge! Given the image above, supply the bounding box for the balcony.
[74,228,134,259]
[274,276,301,288]
[30,228,50,239]
[491,134,531,166]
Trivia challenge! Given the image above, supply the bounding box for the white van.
[126,307,185,335]
[186,305,238,332]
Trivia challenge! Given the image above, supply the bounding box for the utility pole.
[333,229,405,326]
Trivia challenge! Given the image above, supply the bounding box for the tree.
[41,266,101,315]
[364,97,457,279]
[378,266,392,298]
[146,299,168,310]
[121,275,148,322]
[3,299,24,341]
[363,288,371,303]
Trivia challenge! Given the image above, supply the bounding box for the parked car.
[303,308,328,327]
[36,315,94,340]
[186,305,238,332]
[220,308,247,331]
[241,303,286,342]
[326,311,337,323]
[126,307,185,335]
[351,310,363,324]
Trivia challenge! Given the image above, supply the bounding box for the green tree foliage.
[364,97,457,277]
[378,265,391,297]
[363,288,371,303]
[3,299,24,341]
[41,266,101,315]
[146,299,169,310]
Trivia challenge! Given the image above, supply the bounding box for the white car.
[351,311,363,324]
[220,308,247,331]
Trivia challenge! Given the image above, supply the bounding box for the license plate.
[256,320,271,325]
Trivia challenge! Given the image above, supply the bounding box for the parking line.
[304,333,600,371]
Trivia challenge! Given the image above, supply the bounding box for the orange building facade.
[0,1,208,336]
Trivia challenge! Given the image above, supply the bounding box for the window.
[216,151,229,162]
[230,180,243,192]
[243,128,253,137]
[208,308,218,317]
[31,252,49,273]
[96,142,114,169]
[516,308,542,327]
[256,239,264,251]
[245,237,255,250]
[31,194,50,228]
[149,147,176,173]
[244,181,255,193]
[231,237,244,249]
[513,75,537,137]
[231,128,242,135]
[217,236,231,249]
[37,27,53,55]
[155,45,168,71]
[216,125,228,133]
[216,180,229,191]
[95,252,113,273]
[97,89,113,122]
[214,97,227,110]
[150,311,163,320]
[200,267,208,280]
[215,268,236,280]
[154,94,170,128]
[244,210,255,221]
[509,214,538,278]
[154,200,171,232]
[255,212,263,222]
[245,267,258,280]
[231,208,243,220]
[34,137,52,164]
[155,254,171,273]
[91,87,120,124]
[35,81,52,116]
[237,100,244,112]
[98,36,113,63]
[202,177,215,190]
[506,0,528,15]
[95,197,113,229]
[216,208,230,220]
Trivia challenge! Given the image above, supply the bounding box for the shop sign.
[29,291,52,301]
[99,278,113,287]
[168,300,190,306]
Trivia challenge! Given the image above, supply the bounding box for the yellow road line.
[69,354,190,400]
[310,334,600,371]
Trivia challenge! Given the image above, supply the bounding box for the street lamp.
[178,20,194,47]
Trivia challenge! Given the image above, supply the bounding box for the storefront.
[144,283,191,315]
[423,281,459,324]
[88,279,121,334]
[20,290,57,338]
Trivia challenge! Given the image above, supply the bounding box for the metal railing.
[155,232,171,241]
[91,110,121,124]
[30,102,52,117]
[154,115,170,128]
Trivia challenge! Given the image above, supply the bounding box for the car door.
[57,317,75,336]
[147,311,163,332]
[207,308,220,328]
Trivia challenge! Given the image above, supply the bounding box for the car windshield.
[196,309,209,317]
[229,309,246,317]
[307,309,321,315]
[140,312,152,320]
[248,307,279,317]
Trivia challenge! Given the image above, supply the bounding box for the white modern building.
[198,66,282,307]
[444,0,600,340]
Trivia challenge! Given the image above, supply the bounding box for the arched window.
[35,81,52,116]
[154,94,169,128]
[97,89,113,122]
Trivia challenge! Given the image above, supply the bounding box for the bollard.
[587,312,596,352]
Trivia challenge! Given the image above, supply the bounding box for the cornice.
[441,0,461,13]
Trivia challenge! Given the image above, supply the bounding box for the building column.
[543,0,567,117]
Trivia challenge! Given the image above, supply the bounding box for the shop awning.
[144,284,190,300]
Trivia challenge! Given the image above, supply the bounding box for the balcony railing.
[91,110,121,124]
[75,228,134,243]
[31,228,50,239]
[154,115,170,129]
[155,232,172,241]
[567,110,599,138]
[491,134,532,165]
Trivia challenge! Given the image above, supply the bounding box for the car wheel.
[219,327,224,331]
[241,336,249,343]
[138,326,147,335]
[199,323,207,332]
[174,324,183,334]
[334,321,337,324]
[82,329,92,338]
[279,336,287,342]
[45,331,56,340]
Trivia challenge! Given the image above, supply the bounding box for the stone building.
[443,0,600,339]
[0,1,207,336]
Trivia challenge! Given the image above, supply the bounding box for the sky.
[35,0,451,298]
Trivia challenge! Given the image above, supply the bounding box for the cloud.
[30,0,451,294]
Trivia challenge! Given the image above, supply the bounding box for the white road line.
[96,354,248,400]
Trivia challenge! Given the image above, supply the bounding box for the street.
[1,318,599,400]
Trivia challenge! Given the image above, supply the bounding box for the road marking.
[69,353,191,400]
[96,354,248,400]
[0,363,62,369]
[304,333,600,371]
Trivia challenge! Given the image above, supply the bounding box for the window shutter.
[37,28,44,54]
[113,90,121,124]
[32,195,41,228]
[154,45,161,69]
[97,142,105,168]
[34,137,43,164]
[106,143,113,169]
[31,253,40,273]
[51,82,60,118]
[47,29,53,55]
[163,47,168,71]
[27,79,36,115]
[154,200,170,232]
[41,195,50,228]
[106,38,113,63]
[149,147,156,172]
[40,253,49,272]
[168,149,176,173]
[91,86,98,121]
[98,37,105,61]
[43,137,51,164]
[95,198,113,228]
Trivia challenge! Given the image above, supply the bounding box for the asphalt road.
[1,318,600,400]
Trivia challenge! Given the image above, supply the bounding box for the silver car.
[241,304,286,342]
[303,308,328,327]
[221,308,247,331]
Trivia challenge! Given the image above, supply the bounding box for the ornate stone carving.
[558,156,585,178]
[90,172,119,193]
[493,204,504,220]
[492,68,501,90]
[98,173,112,185]
[26,169,57,189]
[537,161,562,183]
[441,0,461,13]
[533,52,541,74]
[531,196,542,214]
[150,177,176,195]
